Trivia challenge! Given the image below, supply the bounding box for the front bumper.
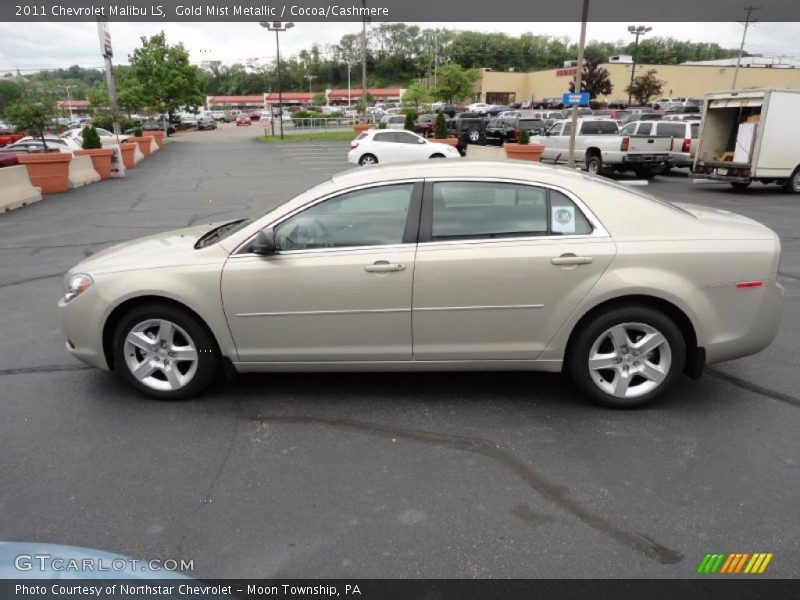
[57,289,110,371]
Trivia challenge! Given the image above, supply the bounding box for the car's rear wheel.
[429,153,445,159]
[585,154,602,175]
[467,128,481,143]
[567,305,686,408]
[359,154,378,166]
[113,304,219,401]
[731,181,752,191]
[782,167,800,194]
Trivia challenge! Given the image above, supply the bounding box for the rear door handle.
[365,261,406,273]
[551,254,594,266]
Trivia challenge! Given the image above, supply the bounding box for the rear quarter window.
[655,123,687,137]
[581,121,619,135]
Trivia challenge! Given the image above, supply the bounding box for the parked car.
[620,112,663,126]
[379,115,407,130]
[485,117,546,145]
[448,112,487,144]
[414,114,438,137]
[0,139,73,154]
[529,118,672,178]
[621,120,699,172]
[62,127,129,145]
[497,110,523,119]
[484,105,511,116]
[57,161,783,408]
[347,129,461,165]
[197,113,218,130]
[179,113,199,127]
[466,102,489,114]
[435,104,466,118]
[235,115,252,126]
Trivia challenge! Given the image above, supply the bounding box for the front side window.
[274,184,414,251]
[548,123,563,136]
[394,131,420,144]
[429,182,592,241]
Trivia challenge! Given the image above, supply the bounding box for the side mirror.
[418,138,426,144]
[250,228,277,255]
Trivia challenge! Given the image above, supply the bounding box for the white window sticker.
[551,205,575,234]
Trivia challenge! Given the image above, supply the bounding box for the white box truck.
[693,88,800,193]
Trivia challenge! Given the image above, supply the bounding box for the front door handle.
[365,261,406,273]
[551,254,594,266]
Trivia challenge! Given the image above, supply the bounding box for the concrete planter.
[17,153,72,194]
[504,143,545,162]
[130,136,152,157]
[118,143,137,169]
[74,148,114,180]
[144,131,165,148]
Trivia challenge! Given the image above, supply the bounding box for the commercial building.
[477,62,800,105]
[206,88,405,110]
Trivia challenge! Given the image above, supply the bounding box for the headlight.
[64,273,93,303]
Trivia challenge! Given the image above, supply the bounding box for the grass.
[258,130,356,143]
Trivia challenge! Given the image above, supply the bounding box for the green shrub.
[90,115,113,130]
[434,112,448,138]
[81,125,102,149]
[377,121,387,129]
[133,127,143,137]
[403,112,416,131]
[517,128,530,144]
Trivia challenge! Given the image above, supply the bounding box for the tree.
[313,91,327,106]
[126,32,205,119]
[568,59,613,100]
[434,63,478,104]
[81,125,102,149]
[0,80,22,116]
[433,112,448,138]
[402,81,431,109]
[6,94,58,148]
[626,69,665,106]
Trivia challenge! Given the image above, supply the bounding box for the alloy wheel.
[587,322,672,399]
[123,319,199,392]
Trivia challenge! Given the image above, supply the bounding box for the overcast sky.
[1,21,798,74]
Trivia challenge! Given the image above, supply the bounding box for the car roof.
[330,160,588,188]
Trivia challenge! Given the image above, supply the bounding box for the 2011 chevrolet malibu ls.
[58,161,783,408]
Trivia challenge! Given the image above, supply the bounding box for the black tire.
[567,304,686,409]
[359,153,378,166]
[112,303,219,401]
[429,153,445,159]
[633,168,657,180]
[781,167,800,194]
[585,154,603,175]
[730,181,751,191]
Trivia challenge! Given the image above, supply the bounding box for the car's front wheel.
[567,305,686,408]
[113,303,219,400]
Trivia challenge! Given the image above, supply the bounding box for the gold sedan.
[58,161,783,407]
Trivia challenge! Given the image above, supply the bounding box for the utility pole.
[304,75,318,95]
[627,25,652,105]
[732,5,760,89]
[96,18,121,138]
[361,0,368,116]
[58,85,76,120]
[567,0,589,168]
[432,33,438,92]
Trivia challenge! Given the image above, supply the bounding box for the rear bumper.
[622,154,670,165]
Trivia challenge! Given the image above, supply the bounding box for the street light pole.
[304,75,318,96]
[260,21,294,140]
[361,0,368,116]
[627,25,652,105]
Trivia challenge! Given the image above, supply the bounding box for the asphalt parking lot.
[1,125,798,578]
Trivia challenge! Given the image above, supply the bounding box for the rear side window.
[429,182,593,241]
[690,123,699,139]
[373,132,394,142]
[580,121,618,135]
[655,122,686,137]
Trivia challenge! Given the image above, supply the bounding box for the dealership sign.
[562,92,590,107]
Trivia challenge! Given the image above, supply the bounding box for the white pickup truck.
[529,118,672,178]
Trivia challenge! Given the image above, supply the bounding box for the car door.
[221,181,422,363]
[369,131,400,163]
[540,122,563,160]
[412,179,616,360]
[393,131,427,161]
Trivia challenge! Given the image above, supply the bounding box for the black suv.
[448,112,487,144]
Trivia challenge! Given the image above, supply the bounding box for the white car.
[348,129,461,166]
[620,120,699,171]
[379,115,407,130]
[62,127,128,145]
[467,102,489,114]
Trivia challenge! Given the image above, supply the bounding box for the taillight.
[736,281,763,289]
[349,142,359,150]
[682,138,691,153]
[514,128,520,137]
[621,137,629,151]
